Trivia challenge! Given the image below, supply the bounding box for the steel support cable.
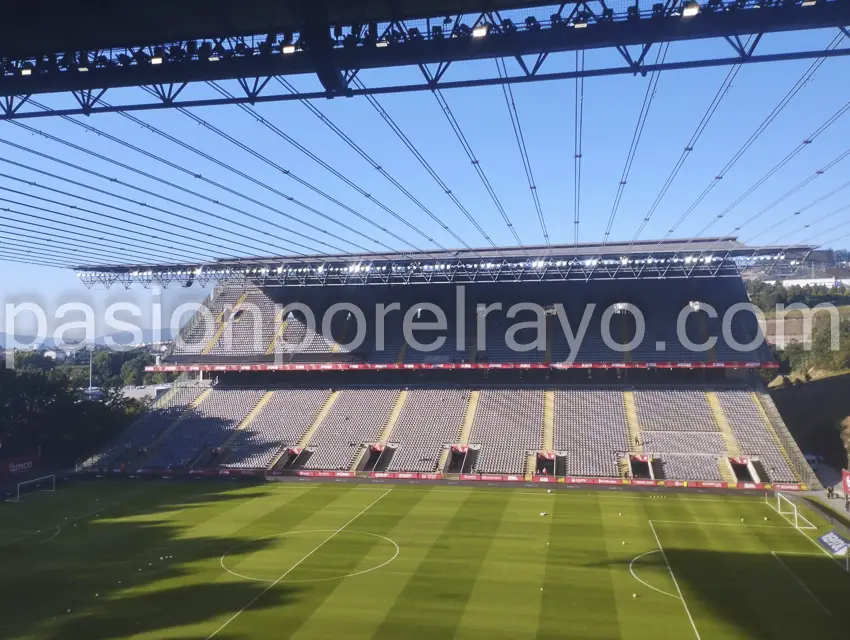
[746,180,850,244]
[15,103,357,255]
[8,117,335,257]
[495,57,549,245]
[629,50,748,244]
[351,77,496,250]
[0,218,191,264]
[431,87,523,249]
[681,96,850,243]
[0,182,224,263]
[0,203,202,264]
[574,50,585,246]
[0,197,216,264]
[603,43,669,246]
[210,81,445,253]
[720,144,850,238]
[0,232,142,266]
[666,34,846,240]
[273,78,473,253]
[0,150,315,257]
[797,208,850,243]
[0,235,137,267]
[0,251,67,269]
[136,88,401,253]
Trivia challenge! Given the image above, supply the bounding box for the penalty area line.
[206,488,393,639]
[771,551,833,618]
[649,521,702,640]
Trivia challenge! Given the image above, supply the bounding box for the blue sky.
[1,27,849,336]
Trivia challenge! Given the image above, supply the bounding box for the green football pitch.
[2,480,849,640]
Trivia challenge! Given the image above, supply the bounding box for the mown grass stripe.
[371,489,512,640]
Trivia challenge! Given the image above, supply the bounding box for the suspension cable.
[8,117,354,255]
[746,180,850,244]
[495,57,549,245]
[666,33,846,238]
[574,50,585,246]
[351,77,497,250]
[0,149,334,256]
[0,200,206,263]
[0,193,217,263]
[0,232,142,266]
[604,43,668,246]
[0,250,69,269]
[685,95,850,240]
[137,88,418,252]
[272,77,473,252]
[770,203,850,245]
[721,144,850,238]
[12,102,367,254]
[630,48,748,244]
[0,216,193,264]
[0,235,138,267]
[431,87,523,249]
[209,81,453,253]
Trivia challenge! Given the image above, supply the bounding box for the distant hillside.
[1,329,175,350]
[770,373,850,470]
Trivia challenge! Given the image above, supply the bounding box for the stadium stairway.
[618,457,631,480]
[542,391,555,451]
[135,388,212,468]
[705,391,742,456]
[717,457,738,484]
[351,390,407,470]
[297,390,340,448]
[623,390,643,452]
[202,291,250,355]
[544,315,554,363]
[754,391,816,488]
[440,390,480,471]
[265,310,289,355]
[396,342,408,364]
[219,391,275,448]
[525,452,536,481]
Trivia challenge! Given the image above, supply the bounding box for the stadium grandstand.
[80,240,818,490]
[5,1,850,637]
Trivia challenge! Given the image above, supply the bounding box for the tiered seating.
[716,389,796,482]
[634,390,719,431]
[469,389,543,474]
[86,386,204,467]
[554,388,629,477]
[642,431,727,454]
[173,287,243,355]
[210,288,277,355]
[303,388,400,470]
[143,389,266,468]
[659,455,723,481]
[219,389,331,469]
[386,389,470,472]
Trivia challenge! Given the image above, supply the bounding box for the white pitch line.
[650,520,790,529]
[771,551,833,618]
[206,488,393,639]
[649,521,702,640]
[628,550,681,599]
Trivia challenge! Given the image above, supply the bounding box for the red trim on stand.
[146,361,776,373]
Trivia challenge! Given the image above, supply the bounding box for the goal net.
[5,475,55,503]
[766,491,817,531]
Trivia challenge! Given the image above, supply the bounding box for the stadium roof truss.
[73,239,814,289]
[2,1,850,119]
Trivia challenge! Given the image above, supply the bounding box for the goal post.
[766,491,817,531]
[5,475,55,503]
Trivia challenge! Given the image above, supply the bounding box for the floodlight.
[282,44,297,54]
[682,1,700,17]
[376,40,389,48]
[801,0,817,5]
[20,64,33,76]
[525,16,541,31]
[472,24,489,38]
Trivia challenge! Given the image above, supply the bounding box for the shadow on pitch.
[0,479,305,639]
[601,546,850,639]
